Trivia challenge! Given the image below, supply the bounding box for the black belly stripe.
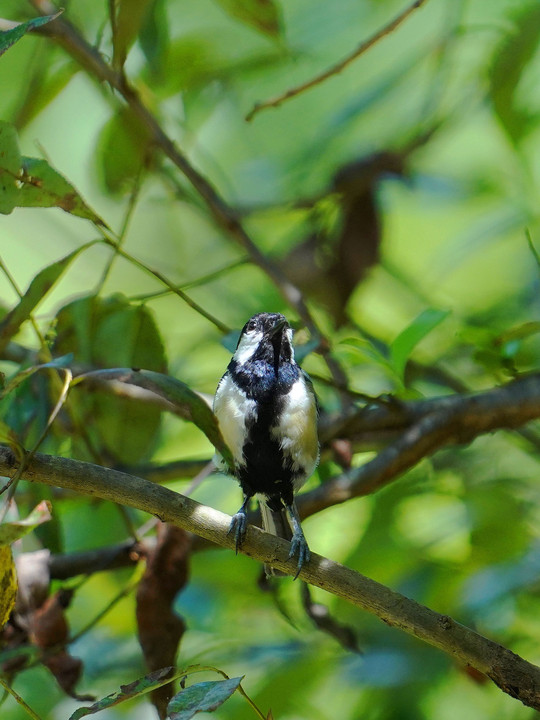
[228,358,302,507]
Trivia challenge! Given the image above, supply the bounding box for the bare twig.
[246,0,430,121]
[1,444,540,710]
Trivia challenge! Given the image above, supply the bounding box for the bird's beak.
[270,318,287,337]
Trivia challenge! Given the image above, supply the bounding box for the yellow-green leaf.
[0,501,52,546]
[0,545,16,627]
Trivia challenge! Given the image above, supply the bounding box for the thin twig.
[246,0,430,121]
[97,159,146,293]
[0,676,44,720]
[1,444,540,710]
[99,240,231,334]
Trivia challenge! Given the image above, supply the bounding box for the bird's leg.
[228,494,251,553]
[285,501,310,579]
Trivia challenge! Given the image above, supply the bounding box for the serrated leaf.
[0,12,62,58]
[75,368,233,468]
[167,677,243,720]
[113,0,155,70]
[0,247,87,355]
[69,667,178,719]
[0,545,16,627]
[0,501,52,546]
[0,120,21,214]
[214,0,281,38]
[19,157,107,225]
[390,309,450,379]
[488,2,540,145]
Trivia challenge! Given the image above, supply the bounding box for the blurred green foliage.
[0,0,540,718]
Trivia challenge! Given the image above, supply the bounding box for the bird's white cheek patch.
[213,373,257,469]
[233,330,263,365]
[271,379,319,483]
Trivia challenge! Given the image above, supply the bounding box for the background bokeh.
[1,0,540,717]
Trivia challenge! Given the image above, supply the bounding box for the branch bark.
[302,372,540,516]
[1,445,540,710]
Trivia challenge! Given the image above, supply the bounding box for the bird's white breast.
[271,377,319,488]
[213,372,256,470]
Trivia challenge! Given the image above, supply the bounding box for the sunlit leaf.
[0,120,21,214]
[0,12,62,58]
[213,0,281,38]
[69,667,178,719]
[167,676,243,720]
[0,501,52,546]
[113,0,155,70]
[0,545,16,627]
[390,309,450,379]
[0,248,88,355]
[18,157,107,225]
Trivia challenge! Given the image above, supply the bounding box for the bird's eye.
[247,319,257,331]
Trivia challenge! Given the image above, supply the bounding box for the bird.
[213,312,319,578]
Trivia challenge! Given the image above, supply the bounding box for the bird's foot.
[228,511,247,554]
[289,532,311,580]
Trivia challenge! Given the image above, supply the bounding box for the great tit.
[213,312,319,577]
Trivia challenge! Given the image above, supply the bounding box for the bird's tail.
[260,502,292,577]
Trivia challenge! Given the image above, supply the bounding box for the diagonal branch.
[246,0,430,121]
[0,445,539,710]
[301,372,540,516]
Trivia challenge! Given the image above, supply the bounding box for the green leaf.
[54,295,167,464]
[97,107,153,194]
[18,157,107,225]
[488,2,540,145]
[139,0,169,74]
[69,667,177,719]
[0,121,106,223]
[390,309,450,379]
[0,419,24,460]
[0,501,52,546]
[0,247,88,355]
[0,12,62,58]
[75,368,234,469]
[213,0,281,39]
[167,677,244,720]
[113,0,155,70]
[0,120,21,214]
[1,354,74,398]
[0,545,16,627]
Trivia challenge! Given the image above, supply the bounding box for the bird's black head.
[234,312,294,368]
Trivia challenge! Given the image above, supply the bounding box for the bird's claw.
[289,532,311,580]
[228,511,247,554]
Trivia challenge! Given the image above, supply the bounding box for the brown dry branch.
[1,444,540,710]
[245,0,430,121]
